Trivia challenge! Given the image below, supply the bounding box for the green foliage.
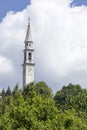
[0,88,6,99]
[6,86,11,96]
[54,83,87,111]
[0,82,57,129]
[54,83,87,129]
[23,81,53,98]
[0,82,87,129]
[12,83,19,96]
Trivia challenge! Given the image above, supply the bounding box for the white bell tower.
[22,18,35,87]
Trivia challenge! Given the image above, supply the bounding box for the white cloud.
[0,56,13,73]
[1,0,87,92]
[30,0,87,90]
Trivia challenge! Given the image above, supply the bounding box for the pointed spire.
[25,18,32,43]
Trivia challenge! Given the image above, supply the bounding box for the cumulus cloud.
[0,0,87,92]
[0,56,13,73]
[30,0,87,91]
[0,10,27,90]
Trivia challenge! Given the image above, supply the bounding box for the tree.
[23,81,53,98]
[34,81,53,97]
[0,82,87,129]
[6,86,11,96]
[0,88,6,99]
[54,83,86,110]
[12,83,20,97]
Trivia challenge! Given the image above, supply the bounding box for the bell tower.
[22,18,35,87]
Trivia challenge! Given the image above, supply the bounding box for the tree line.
[0,81,87,129]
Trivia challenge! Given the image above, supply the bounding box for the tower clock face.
[29,68,32,74]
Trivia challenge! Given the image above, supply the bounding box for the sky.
[0,0,87,93]
[71,0,87,6]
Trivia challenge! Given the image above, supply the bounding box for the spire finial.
[28,17,30,26]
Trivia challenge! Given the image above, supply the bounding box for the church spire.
[22,18,35,88]
[25,18,32,43]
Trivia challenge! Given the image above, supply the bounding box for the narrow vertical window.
[28,53,32,61]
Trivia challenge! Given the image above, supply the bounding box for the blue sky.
[0,0,87,21]
[0,0,30,21]
[71,0,87,6]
